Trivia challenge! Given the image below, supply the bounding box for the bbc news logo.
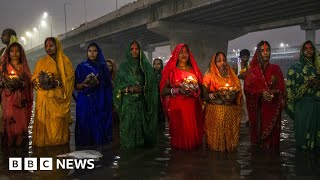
[9,157,95,170]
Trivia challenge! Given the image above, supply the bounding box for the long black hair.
[214,51,227,64]
[44,37,56,46]
[175,44,192,67]
[256,40,271,64]
[6,42,23,64]
[153,58,163,71]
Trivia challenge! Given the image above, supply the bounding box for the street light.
[64,3,71,33]
[84,0,87,27]
[33,27,40,45]
[21,37,26,46]
[280,43,289,53]
[22,12,53,49]
[39,20,47,44]
[43,12,48,19]
[26,31,33,49]
[42,11,52,36]
[41,20,47,27]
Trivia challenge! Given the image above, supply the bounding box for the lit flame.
[8,70,18,79]
[225,83,229,87]
[187,76,194,81]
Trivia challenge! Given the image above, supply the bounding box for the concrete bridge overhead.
[26,0,320,71]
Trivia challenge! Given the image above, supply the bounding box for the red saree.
[160,44,203,150]
[244,51,285,152]
[1,43,33,147]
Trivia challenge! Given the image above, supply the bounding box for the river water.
[0,101,319,179]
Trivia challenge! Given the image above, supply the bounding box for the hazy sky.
[0,0,319,52]
[0,0,132,48]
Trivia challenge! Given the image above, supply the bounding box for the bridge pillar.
[145,47,155,64]
[64,42,126,68]
[148,21,245,72]
[101,45,121,61]
[306,30,315,43]
[101,43,155,66]
[99,43,126,66]
[301,22,320,43]
[147,51,153,64]
[64,46,87,68]
[168,35,230,71]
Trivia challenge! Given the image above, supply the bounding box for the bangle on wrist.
[55,80,60,87]
[209,93,215,100]
[209,93,213,100]
[172,88,180,95]
[170,88,174,95]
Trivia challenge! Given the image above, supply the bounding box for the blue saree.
[75,43,113,146]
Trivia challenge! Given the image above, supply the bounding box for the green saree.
[114,41,158,148]
[285,41,320,150]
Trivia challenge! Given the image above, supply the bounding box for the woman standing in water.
[160,44,203,150]
[32,37,74,147]
[0,42,33,147]
[74,43,113,146]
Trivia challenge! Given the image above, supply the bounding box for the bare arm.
[161,81,186,96]
[75,83,86,90]
[161,86,172,96]
[161,80,172,96]
[201,85,210,102]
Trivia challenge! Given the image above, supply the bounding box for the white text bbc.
[9,157,95,170]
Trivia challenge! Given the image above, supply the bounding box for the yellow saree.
[203,54,242,152]
[32,38,74,147]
